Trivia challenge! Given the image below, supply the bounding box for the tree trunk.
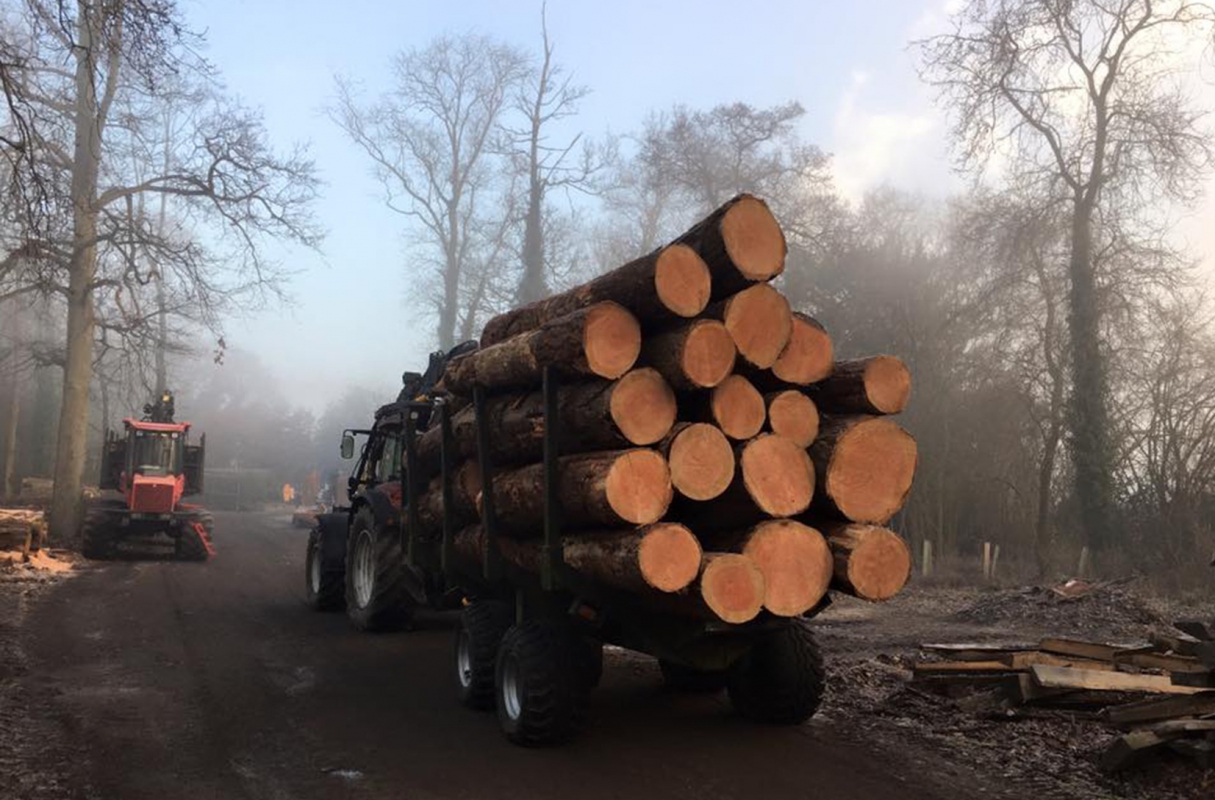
[810,416,917,524]
[516,163,547,306]
[685,374,765,440]
[2,375,19,500]
[1067,200,1114,553]
[50,4,105,544]
[809,356,911,415]
[765,390,818,447]
[442,302,641,394]
[658,422,735,501]
[641,319,736,390]
[485,243,712,345]
[697,553,765,624]
[743,313,834,389]
[417,368,676,475]
[815,521,911,601]
[703,283,792,369]
[485,449,672,533]
[677,194,787,300]
[701,519,832,617]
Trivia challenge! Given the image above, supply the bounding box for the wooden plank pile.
[413,194,917,624]
[0,508,46,562]
[912,619,1215,771]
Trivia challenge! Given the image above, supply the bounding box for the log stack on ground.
[427,194,917,626]
[0,508,46,559]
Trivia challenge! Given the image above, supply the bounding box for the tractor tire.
[81,507,117,560]
[175,524,210,562]
[305,527,345,612]
[344,506,413,632]
[726,619,826,725]
[455,599,514,711]
[659,659,728,693]
[495,620,587,746]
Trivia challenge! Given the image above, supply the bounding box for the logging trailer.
[304,349,827,746]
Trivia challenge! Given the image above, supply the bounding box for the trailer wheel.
[659,660,728,693]
[727,619,825,724]
[344,506,412,631]
[455,599,513,710]
[305,528,345,612]
[495,620,585,746]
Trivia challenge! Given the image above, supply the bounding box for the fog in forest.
[5,0,1215,586]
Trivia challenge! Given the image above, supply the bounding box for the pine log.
[452,523,702,594]
[810,416,917,524]
[443,302,641,394]
[676,194,787,300]
[417,368,677,475]
[658,422,735,501]
[705,283,792,369]
[0,509,43,552]
[704,519,832,617]
[698,553,766,624]
[816,521,911,601]
[766,390,819,447]
[414,461,482,533]
[746,313,834,389]
[809,356,911,415]
[479,244,712,346]
[641,319,736,390]
[484,449,672,533]
[695,374,766,441]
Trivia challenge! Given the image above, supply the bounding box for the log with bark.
[810,416,917,524]
[809,356,911,415]
[765,390,819,447]
[675,194,787,300]
[413,461,482,533]
[816,521,912,601]
[704,283,792,369]
[483,448,673,533]
[703,519,833,617]
[0,509,43,552]
[443,302,641,394]
[641,319,736,390]
[746,313,834,389]
[417,368,677,475]
[659,422,735,501]
[479,244,712,346]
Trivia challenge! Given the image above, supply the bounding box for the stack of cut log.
[0,508,46,561]
[416,194,916,625]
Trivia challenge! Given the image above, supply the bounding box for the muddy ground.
[1,512,1212,800]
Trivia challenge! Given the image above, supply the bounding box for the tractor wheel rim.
[353,529,375,608]
[502,652,522,721]
[456,629,472,689]
[309,543,321,594]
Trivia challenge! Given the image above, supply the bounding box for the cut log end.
[700,553,765,624]
[583,302,642,379]
[772,314,834,385]
[610,368,677,445]
[863,356,912,414]
[723,284,792,369]
[825,418,918,524]
[711,375,766,440]
[830,525,911,601]
[638,523,703,592]
[767,391,819,447]
[604,449,673,525]
[720,196,786,281]
[654,244,712,318]
[681,320,737,388]
[667,422,735,501]
[740,434,815,517]
[743,520,833,617]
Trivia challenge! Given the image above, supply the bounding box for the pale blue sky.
[177,1,970,408]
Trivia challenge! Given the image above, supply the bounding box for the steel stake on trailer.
[403,409,421,565]
[438,400,455,574]
[473,386,502,582]
[541,366,563,591]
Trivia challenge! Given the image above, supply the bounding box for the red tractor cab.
[83,393,213,560]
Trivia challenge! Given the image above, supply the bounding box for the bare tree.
[916,0,1215,554]
[331,35,527,349]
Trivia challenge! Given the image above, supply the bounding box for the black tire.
[344,506,412,631]
[81,507,116,560]
[175,521,210,562]
[305,528,345,612]
[495,620,586,746]
[727,619,826,724]
[659,659,728,693]
[579,638,604,691]
[455,600,514,710]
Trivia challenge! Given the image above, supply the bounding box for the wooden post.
[1078,546,1091,580]
[991,544,1001,581]
[921,539,933,578]
[982,541,991,580]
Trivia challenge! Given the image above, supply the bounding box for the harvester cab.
[85,391,213,560]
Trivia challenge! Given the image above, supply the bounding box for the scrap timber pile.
[412,194,917,623]
[0,509,45,562]
[912,618,1215,772]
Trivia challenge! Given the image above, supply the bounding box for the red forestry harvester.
[82,391,213,560]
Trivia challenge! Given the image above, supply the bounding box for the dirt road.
[3,511,986,800]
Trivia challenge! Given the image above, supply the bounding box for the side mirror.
[340,432,355,460]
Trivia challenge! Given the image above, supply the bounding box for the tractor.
[82,391,213,560]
